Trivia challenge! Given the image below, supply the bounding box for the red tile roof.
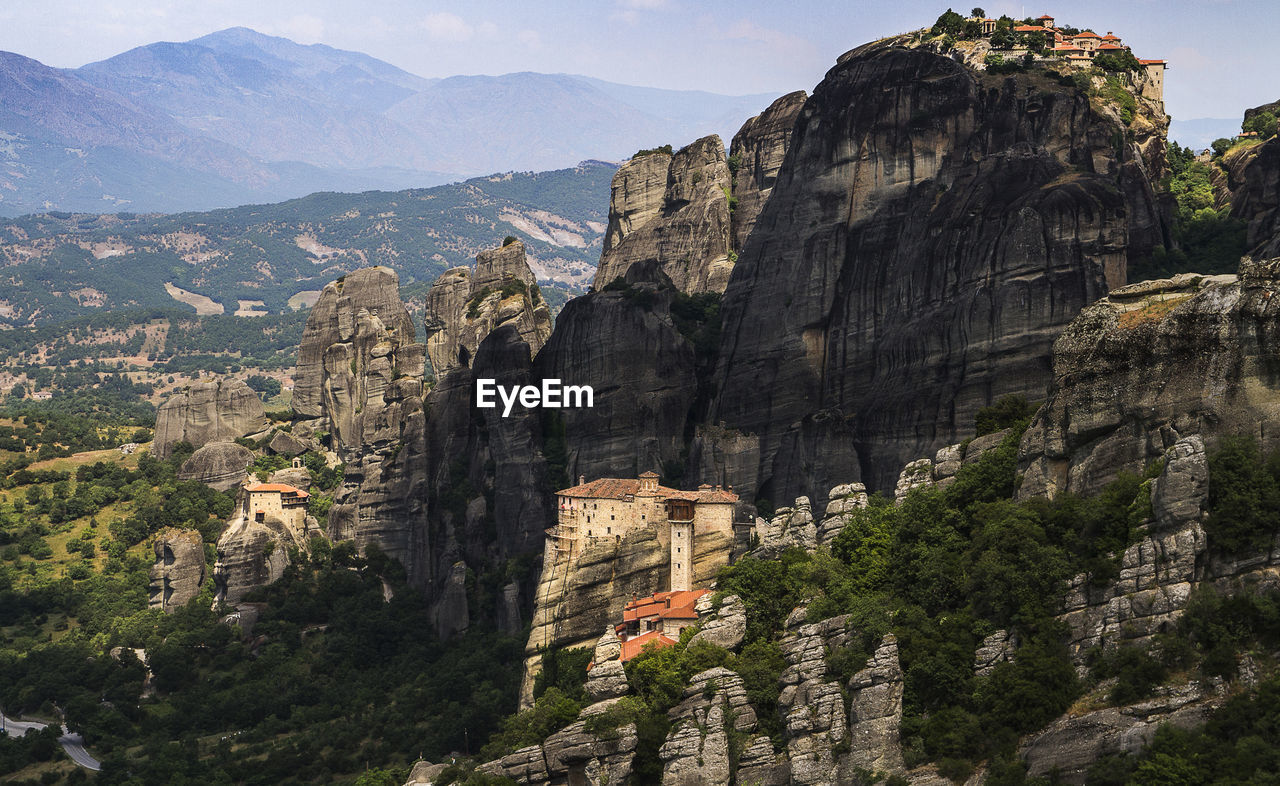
[1138,59,1166,65]
[1037,14,1055,19]
[621,631,678,661]
[247,483,309,498]
[1014,24,1047,32]
[1102,33,1121,41]
[1097,43,1127,50]
[557,477,737,504]
[1072,31,1101,39]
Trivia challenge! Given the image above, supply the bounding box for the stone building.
[244,482,309,532]
[552,471,737,591]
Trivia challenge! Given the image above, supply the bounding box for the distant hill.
[0,162,615,327]
[0,28,775,215]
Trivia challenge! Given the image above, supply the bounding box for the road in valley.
[0,712,102,771]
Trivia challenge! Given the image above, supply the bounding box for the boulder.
[176,441,253,491]
[267,430,312,457]
[688,593,746,651]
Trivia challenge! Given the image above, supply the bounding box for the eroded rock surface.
[148,528,206,612]
[1019,262,1280,499]
[706,39,1167,505]
[292,266,430,587]
[422,240,551,377]
[730,90,806,251]
[592,136,735,294]
[176,441,253,491]
[154,379,268,459]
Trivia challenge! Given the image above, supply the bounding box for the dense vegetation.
[1130,140,1249,281]
[0,437,525,785]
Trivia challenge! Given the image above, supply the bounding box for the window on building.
[607,527,611,534]
[611,515,615,520]
[641,514,646,521]
[588,530,592,536]
[677,547,681,553]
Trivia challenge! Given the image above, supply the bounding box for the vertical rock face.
[729,90,806,251]
[292,266,417,421]
[154,379,268,459]
[148,528,206,612]
[532,262,698,482]
[1019,262,1280,499]
[707,40,1167,504]
[592,135,735,294]
[290,266,430,586]
[422,240,552,377]
[1232,134,1280,257]
[602,151,670,255]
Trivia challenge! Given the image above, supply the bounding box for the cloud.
[517,29,543,50]
[611,0,670,25]
[421,12,498,42]
[278,14,324,44]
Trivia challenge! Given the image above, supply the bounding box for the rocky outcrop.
[1232,135,1280,257]
[845,635,905,775]
[148,528,206,612]
[291,266,431,587]
[894,429,1013,502]
[705,39,1168,506]
[592,136,735,294]
[659,667,758,786]
[729,90,806,251]
[213,486,311,605]
[292,266,416,422]
[1018,263,1280,499]
[585,627,629,702]
[752,497,818,557]
[476,702,637,786]
[266,430,313,457]
[422,240,551,377]
[430,561,470,639]
[1055,436,1209,665]
[176,441,254,491]
[1020,683,1224,784]
[154,379,268,459]
[688,593,746,651]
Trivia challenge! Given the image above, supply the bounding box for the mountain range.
[0,27,775,216]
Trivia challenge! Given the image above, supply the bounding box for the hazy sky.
[1,0,1274,121]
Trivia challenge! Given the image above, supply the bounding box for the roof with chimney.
[556,476,738,504]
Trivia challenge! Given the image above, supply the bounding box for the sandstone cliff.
[1231,135,1280,258]
[532,261,698,483]
[148,528,206,612]
[592,136,735,294]
[290,266,430,590]
[1019,261,1280,499]
[704,39,1168,506]
[729,90,806,251]
[423,240,552,377]
[154,379,268,459]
